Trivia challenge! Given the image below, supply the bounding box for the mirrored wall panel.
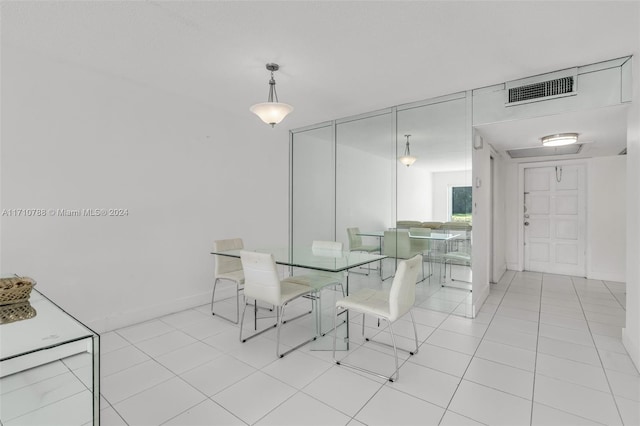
[291,124,334,248]
[397,96,473,312]
[335,112,395,249]
[290,94,475,318]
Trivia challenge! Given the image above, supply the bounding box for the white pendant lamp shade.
[399,154,417,167]
[251,63,293,127]
[399,134,417,167]
[541,133,578,147]
[250,102,293,127]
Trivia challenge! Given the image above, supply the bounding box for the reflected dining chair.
[211,238,245,323]
[239,250,315,358]
[382,230,424,281]
[332,255,422,382]
[442,248,472,288]
[409,227,433,277]
[347,227,381,275]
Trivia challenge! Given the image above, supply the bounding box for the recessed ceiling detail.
[507,144,583,159]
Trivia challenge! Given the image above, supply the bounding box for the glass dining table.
[210,246,386,350]
[357,229,464,278]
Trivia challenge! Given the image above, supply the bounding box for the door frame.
[517,158,589,272]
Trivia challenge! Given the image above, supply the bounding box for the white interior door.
[524,164,586,276]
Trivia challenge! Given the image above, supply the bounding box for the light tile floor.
[2,270,638,425]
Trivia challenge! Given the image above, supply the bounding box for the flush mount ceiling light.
[250,63,293,127]
[541,133,579,147]
[399,134,417,167]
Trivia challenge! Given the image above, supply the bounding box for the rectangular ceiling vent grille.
[508,76,574,103]
[507,144,583,159]
[505,68,578,106]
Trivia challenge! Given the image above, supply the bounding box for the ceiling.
[2,1,638,162]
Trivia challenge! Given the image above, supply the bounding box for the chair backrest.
[347,228,363,250]
[389,255,421,320]
[443,221,471,231]
[384,230,412,259]
[421,221,443,230]
[312,240,343,256]
[239,250,282,306]
[396,220,422,229]
[409,227,431,236]
[213,238,244,276]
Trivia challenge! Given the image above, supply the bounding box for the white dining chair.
[239,250,315,358]
[382,230,424,281]
[211,238,245,323]
[332,255,422,382]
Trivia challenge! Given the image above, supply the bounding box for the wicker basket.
[0,276,36,306]
[0,301,37,324]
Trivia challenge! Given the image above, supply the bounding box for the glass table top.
[211,246,385,273]
[358,230,464,240]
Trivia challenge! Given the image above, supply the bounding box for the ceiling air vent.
[505,68,578,106]
[507,144,583,159]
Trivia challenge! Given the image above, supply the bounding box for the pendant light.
[250,63,293,127]
[541,133,578,147]
[399,134,417,167]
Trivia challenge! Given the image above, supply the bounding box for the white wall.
[491,151,508,283]
[471,132,491,315]
[431,170,472,222]
[588,156,626,281]
[397,165,433,222]
[502,156,627,281]
[504,162,520,270]
[623,50,640,369]
[1,46,289,332]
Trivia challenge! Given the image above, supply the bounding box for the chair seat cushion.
[278,279,314,305]
[288,273,342,291]
[216,270,245,284]
[336,288,390,318]
[443,251,471,264]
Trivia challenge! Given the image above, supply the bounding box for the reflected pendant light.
[541,132,578,147]
[399,134,417,167]
[250,63,293,127]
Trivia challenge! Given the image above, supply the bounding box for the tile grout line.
[436,270,517,425]
[570,276,626,425]
[529,273,544,426]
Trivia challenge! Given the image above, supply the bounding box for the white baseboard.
[622,328,640,373]
[87,291,211,333]
[472,283,491,318]
[506,262,521,271]
[493,264,507,283]
[587,270,626,283]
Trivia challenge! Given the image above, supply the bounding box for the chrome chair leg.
[239,298,276,343]
[211,278,241,324]
[335,309,415,382]
[276,303,317,358]
[335,316,401,382]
